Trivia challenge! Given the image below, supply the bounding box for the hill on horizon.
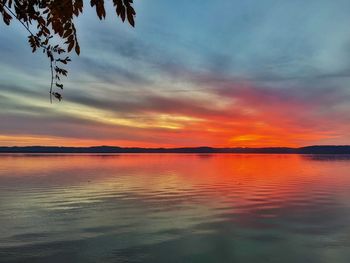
[1,145,350,154]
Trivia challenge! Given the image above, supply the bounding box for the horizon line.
[1,145,350,154]
[1,145,350,148]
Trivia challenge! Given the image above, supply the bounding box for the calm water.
[1,154,350,263]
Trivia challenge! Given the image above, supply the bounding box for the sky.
[1,0,350,147]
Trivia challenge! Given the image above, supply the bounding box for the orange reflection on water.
[1,154,350,202]
[1,154,350,247]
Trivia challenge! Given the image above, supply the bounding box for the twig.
[3,3,55,103]
[50,59,53,103]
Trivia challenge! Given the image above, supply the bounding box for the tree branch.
[3,4,35,38]
[3,3,58,103]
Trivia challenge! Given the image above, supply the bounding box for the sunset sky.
[1,0,350,147]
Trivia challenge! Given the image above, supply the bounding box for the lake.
[0,154,350,262]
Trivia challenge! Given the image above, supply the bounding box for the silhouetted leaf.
[63,29,72,38]
[127,10,135,27]
[75,43,80,55]
[56,83,63,89]
[2,10,12,25]
[52,92,62,101]
[67,41,74,52]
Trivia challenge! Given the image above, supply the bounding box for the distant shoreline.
[1,146,350,154]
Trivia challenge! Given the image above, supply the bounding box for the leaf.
[127,8,135,27]
[52,92,62,101]
[67,41,74,52]
[64,22,71,30]
[56,58,67,64]
[42,38,49,46]
[63,29,72,38]
[120,6,126,21]
[75,43,80,55]
[61,69,68,76]
[56,83,64,89]
[2,10,12,25]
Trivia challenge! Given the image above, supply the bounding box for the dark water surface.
[1,154,350,262]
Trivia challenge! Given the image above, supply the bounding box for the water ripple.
[1,154,350,262]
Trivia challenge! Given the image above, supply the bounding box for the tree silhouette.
[0,0,136,102]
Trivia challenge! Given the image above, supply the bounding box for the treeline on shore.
[1,145,350,154]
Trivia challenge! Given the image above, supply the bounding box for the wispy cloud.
[1,0,350,146]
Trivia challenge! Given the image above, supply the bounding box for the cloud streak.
[1,0,350,146]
